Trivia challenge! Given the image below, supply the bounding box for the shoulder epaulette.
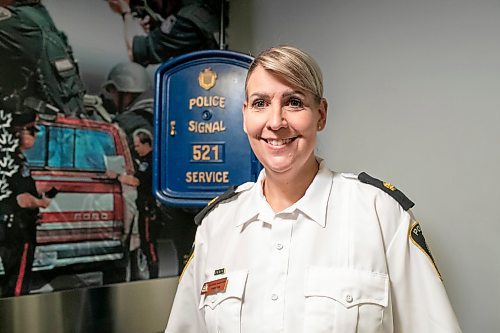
[194,186,238,225]
[358,172,415,211]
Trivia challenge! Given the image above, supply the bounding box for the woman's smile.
[243,65,326,176]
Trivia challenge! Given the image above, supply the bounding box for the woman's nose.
[267,103,287,130]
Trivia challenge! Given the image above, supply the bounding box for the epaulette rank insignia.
[358,172,415,211]
[194,186,238,225]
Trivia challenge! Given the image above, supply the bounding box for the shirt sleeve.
[165,227,208,333]
[386,211,462,332]
[0,10,42,97]
[132,15,209,66]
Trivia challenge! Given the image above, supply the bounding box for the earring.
[317,123,322,130]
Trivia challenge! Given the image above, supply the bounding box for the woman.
[165,46,461,332]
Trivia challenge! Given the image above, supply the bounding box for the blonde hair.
[245,45,324,102]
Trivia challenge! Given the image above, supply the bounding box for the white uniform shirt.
[165,160,462,333]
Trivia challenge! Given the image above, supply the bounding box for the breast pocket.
[304,267,389,333]
[199,270,248,333]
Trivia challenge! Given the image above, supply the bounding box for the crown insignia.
[198,68,217,90]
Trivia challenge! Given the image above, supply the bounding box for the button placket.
[267,214,293,331]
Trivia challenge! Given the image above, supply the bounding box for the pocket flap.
[199,269,248,310]
[305,267,388,308]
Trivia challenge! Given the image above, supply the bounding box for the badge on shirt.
[410,220,442,280]
[138,161,149,172]
[201,277,228,296]
[21,163,30,178]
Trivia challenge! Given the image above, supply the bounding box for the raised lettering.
[189,99,196,109]
[184,171,230,183]
[187,121,226,134]
[204,122,213,133]
[188,95,227,110]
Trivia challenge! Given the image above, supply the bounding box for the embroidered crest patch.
[410,220,442,280]
[179,246,194,282]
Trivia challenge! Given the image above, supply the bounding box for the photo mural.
[0,0,227,297]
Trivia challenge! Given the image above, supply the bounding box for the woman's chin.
[261,158,294,175]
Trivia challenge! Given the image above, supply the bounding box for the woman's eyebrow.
[248,92,270,99]
[249,90,306,99]
[282,90,306,98]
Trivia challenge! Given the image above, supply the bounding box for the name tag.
[201,277,228,296]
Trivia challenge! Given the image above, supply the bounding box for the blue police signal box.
[153,50,262,207]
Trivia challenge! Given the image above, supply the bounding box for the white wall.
[230,0,500,331]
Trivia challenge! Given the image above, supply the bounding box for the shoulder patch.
[409,220,442,280]
[179,245,194,282]
[358,172,414,211]
[0,7,12,21]
[194,186,238,225]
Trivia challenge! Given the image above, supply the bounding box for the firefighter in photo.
[102,61,153,156]
[0,0,86,116]
[164,46,462,332]
[107,0,224,66]
[0,110,50,297]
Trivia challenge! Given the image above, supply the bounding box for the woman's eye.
[251,99,267,109]
[287,97,303,108]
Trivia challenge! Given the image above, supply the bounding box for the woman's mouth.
[263,137,296,146]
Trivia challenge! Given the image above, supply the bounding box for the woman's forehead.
[247,67,301,92]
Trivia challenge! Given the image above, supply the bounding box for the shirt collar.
[234,158,333,228]
[234,171,273,226]
[291,159,333,227]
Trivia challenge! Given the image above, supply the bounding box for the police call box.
[153,50,262,207]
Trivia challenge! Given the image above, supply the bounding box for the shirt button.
[271,294,279,301]
[276,243,283,250]
[345,294,353,303]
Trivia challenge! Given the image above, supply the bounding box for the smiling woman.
[164,46,462,333]
[242,61,327,211]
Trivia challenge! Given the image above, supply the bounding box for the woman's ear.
[242,101,248,134]
[317,98,328,131]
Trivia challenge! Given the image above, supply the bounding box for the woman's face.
[243,66,327,176]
